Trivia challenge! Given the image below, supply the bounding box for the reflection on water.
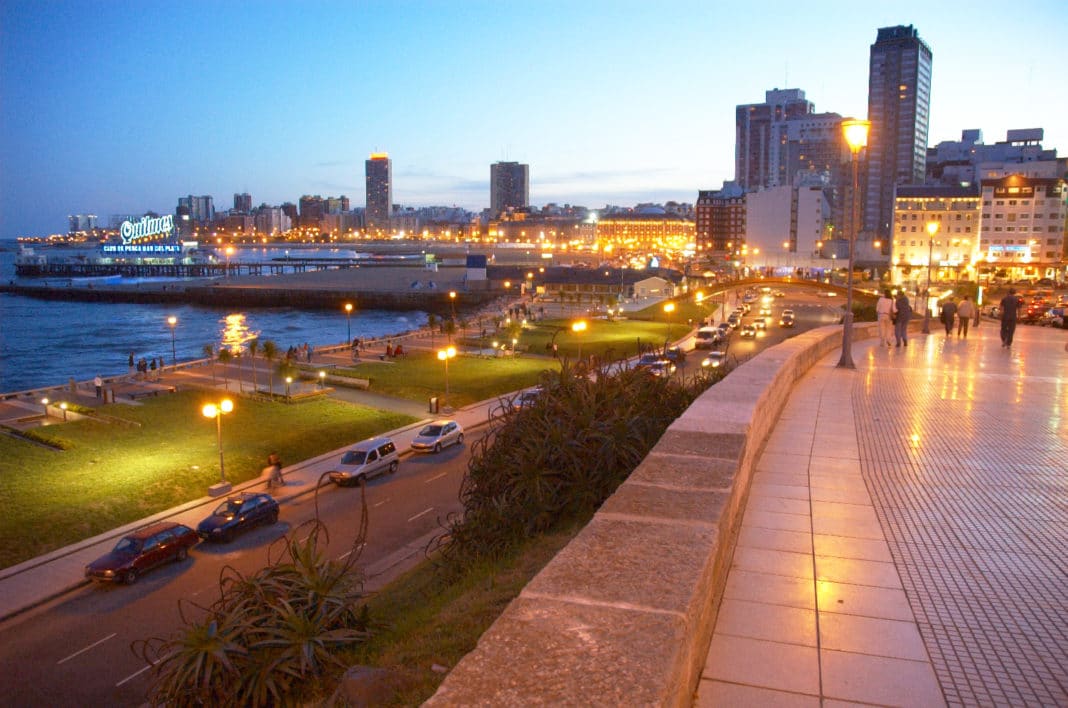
[220,313,261,354]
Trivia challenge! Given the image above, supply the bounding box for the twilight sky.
[1,0,1066,239]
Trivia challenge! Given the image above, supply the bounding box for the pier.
[12,258,378,279]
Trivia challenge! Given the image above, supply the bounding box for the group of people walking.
[875,289,916,348]
[937,295,977,338]
[876,287,1026,349]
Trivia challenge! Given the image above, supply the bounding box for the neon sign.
[120,215,174,244]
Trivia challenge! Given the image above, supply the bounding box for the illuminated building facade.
[365,152,392,234]
[890,185,980,287]
[696,183,745,257]
[979,175,1067,281]
[594,210,694,258]
[864,25,933,246]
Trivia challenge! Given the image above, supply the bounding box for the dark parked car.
[197,492,279,543]
[85,521,198,584]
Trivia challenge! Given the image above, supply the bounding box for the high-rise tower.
[365,153,392,234]
[735,89,814,191]
[863,24,933,245]
[490,162,529,217]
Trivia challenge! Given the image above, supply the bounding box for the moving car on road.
[779,309,796,327]
[739,324,757,338]
[411,420,465,453]
[85,521,198,584]
[701,351,727,369]
[329,436,399,486]
[196,492,279,543]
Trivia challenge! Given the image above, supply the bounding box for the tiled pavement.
[697,320,1068,706]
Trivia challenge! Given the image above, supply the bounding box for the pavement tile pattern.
[698,322,1068,707]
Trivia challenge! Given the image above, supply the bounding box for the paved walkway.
[696,319,1068,705]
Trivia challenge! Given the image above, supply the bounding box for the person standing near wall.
[956,295,975,338]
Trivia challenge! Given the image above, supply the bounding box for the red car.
[85,521,199,584]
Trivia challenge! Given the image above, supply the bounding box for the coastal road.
[0,440,473,707]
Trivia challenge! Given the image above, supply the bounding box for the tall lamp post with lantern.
[922,221,939,334]
[836,118,870,370]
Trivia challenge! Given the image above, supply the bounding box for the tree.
[427,313,437,349]
[247,338,260,392]
[217,348,233,391]
[202,344,216,384]
[261,339,279,397]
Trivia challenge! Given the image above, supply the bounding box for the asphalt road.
[0,439,472,706]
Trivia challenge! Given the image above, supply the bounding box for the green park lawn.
[0,390,416,569]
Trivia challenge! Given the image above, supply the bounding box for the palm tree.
[217,348,233,391]
[427,313,437,349]
[247,338,259,392]
[261,339,278,397]
[202,344,216,384]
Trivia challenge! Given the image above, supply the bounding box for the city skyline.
[1,1,1066,239]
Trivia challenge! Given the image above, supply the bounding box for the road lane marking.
[335,543,365,561]
[57,633,117,665]
[116,659,159,687]
[407,507,433,522]
[373,498,390,508]
[424,472,447,484]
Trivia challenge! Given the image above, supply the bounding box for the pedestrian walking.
[956,296,975,338]
[940,298,958,336]
[266,452,284,488]
[894,291,912,347]
[94,375,103,398]
[876,289,895,346]
[128,352,135,374]
[1000,289,1022,347]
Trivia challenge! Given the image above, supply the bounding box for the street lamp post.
[571,320,587,361]
[285,376,292,400]
[167,316,178,365]
[202,398,234,486]
[344,303,353,344]
[663,301,676,349]
[836,118,870,370]
[922,221,938,334]
[437,346,456,410]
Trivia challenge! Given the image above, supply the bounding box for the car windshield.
[213,500,242,517]
[113,536,142,554]
[340,450,367,465]
[419,425,444,436]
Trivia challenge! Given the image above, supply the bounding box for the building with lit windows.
[490,162,529,217]
[736,89,814,190]
[594,208,694,259]
[863,25,933,248]
[695,183,745,257]
[927,129,1065,186]
[890,185,980,289]
[233,193,252,214]
[365,152,392,235]
[979,175,1067,282]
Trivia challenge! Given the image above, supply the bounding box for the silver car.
[410,420,465,453]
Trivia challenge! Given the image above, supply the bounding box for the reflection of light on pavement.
[220,313,261,353]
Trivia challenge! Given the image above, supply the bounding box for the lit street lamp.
[663,301,676,348]
[437,345,456,410]
[922,221,938,334]
[344,303,353,344]
[202,398,234,485]
[836,117,870,370]
[285,376,293,400]
[319,370,326,389]
[571,319,588,361]
[167,316,178,365]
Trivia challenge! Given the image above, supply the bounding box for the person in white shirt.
[875,289,895,347]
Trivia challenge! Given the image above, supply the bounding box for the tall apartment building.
[68,214,97,233]
[890,185,981,287]
[177,195,215,226]
[980,175,1067,281]
[490,162,530,217]
[365,152,392,234]
[863,25,933,246]
[736,89,814,190]
[695,182,746,257]
[254,205,291,236]
[298,195,324,229]
[233,193,252,214]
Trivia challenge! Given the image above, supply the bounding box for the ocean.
[0,244,428,393]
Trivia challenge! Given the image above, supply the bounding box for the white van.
[694,326,720,349]
[329,436,399,486]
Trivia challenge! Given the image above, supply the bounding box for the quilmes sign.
[120,215,174,244]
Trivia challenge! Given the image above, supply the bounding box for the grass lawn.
[331,351,560,407]
[0,390,416,569]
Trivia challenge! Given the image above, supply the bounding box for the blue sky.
[2,0,1066,239]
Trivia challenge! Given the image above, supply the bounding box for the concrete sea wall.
[426,322,878,706]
